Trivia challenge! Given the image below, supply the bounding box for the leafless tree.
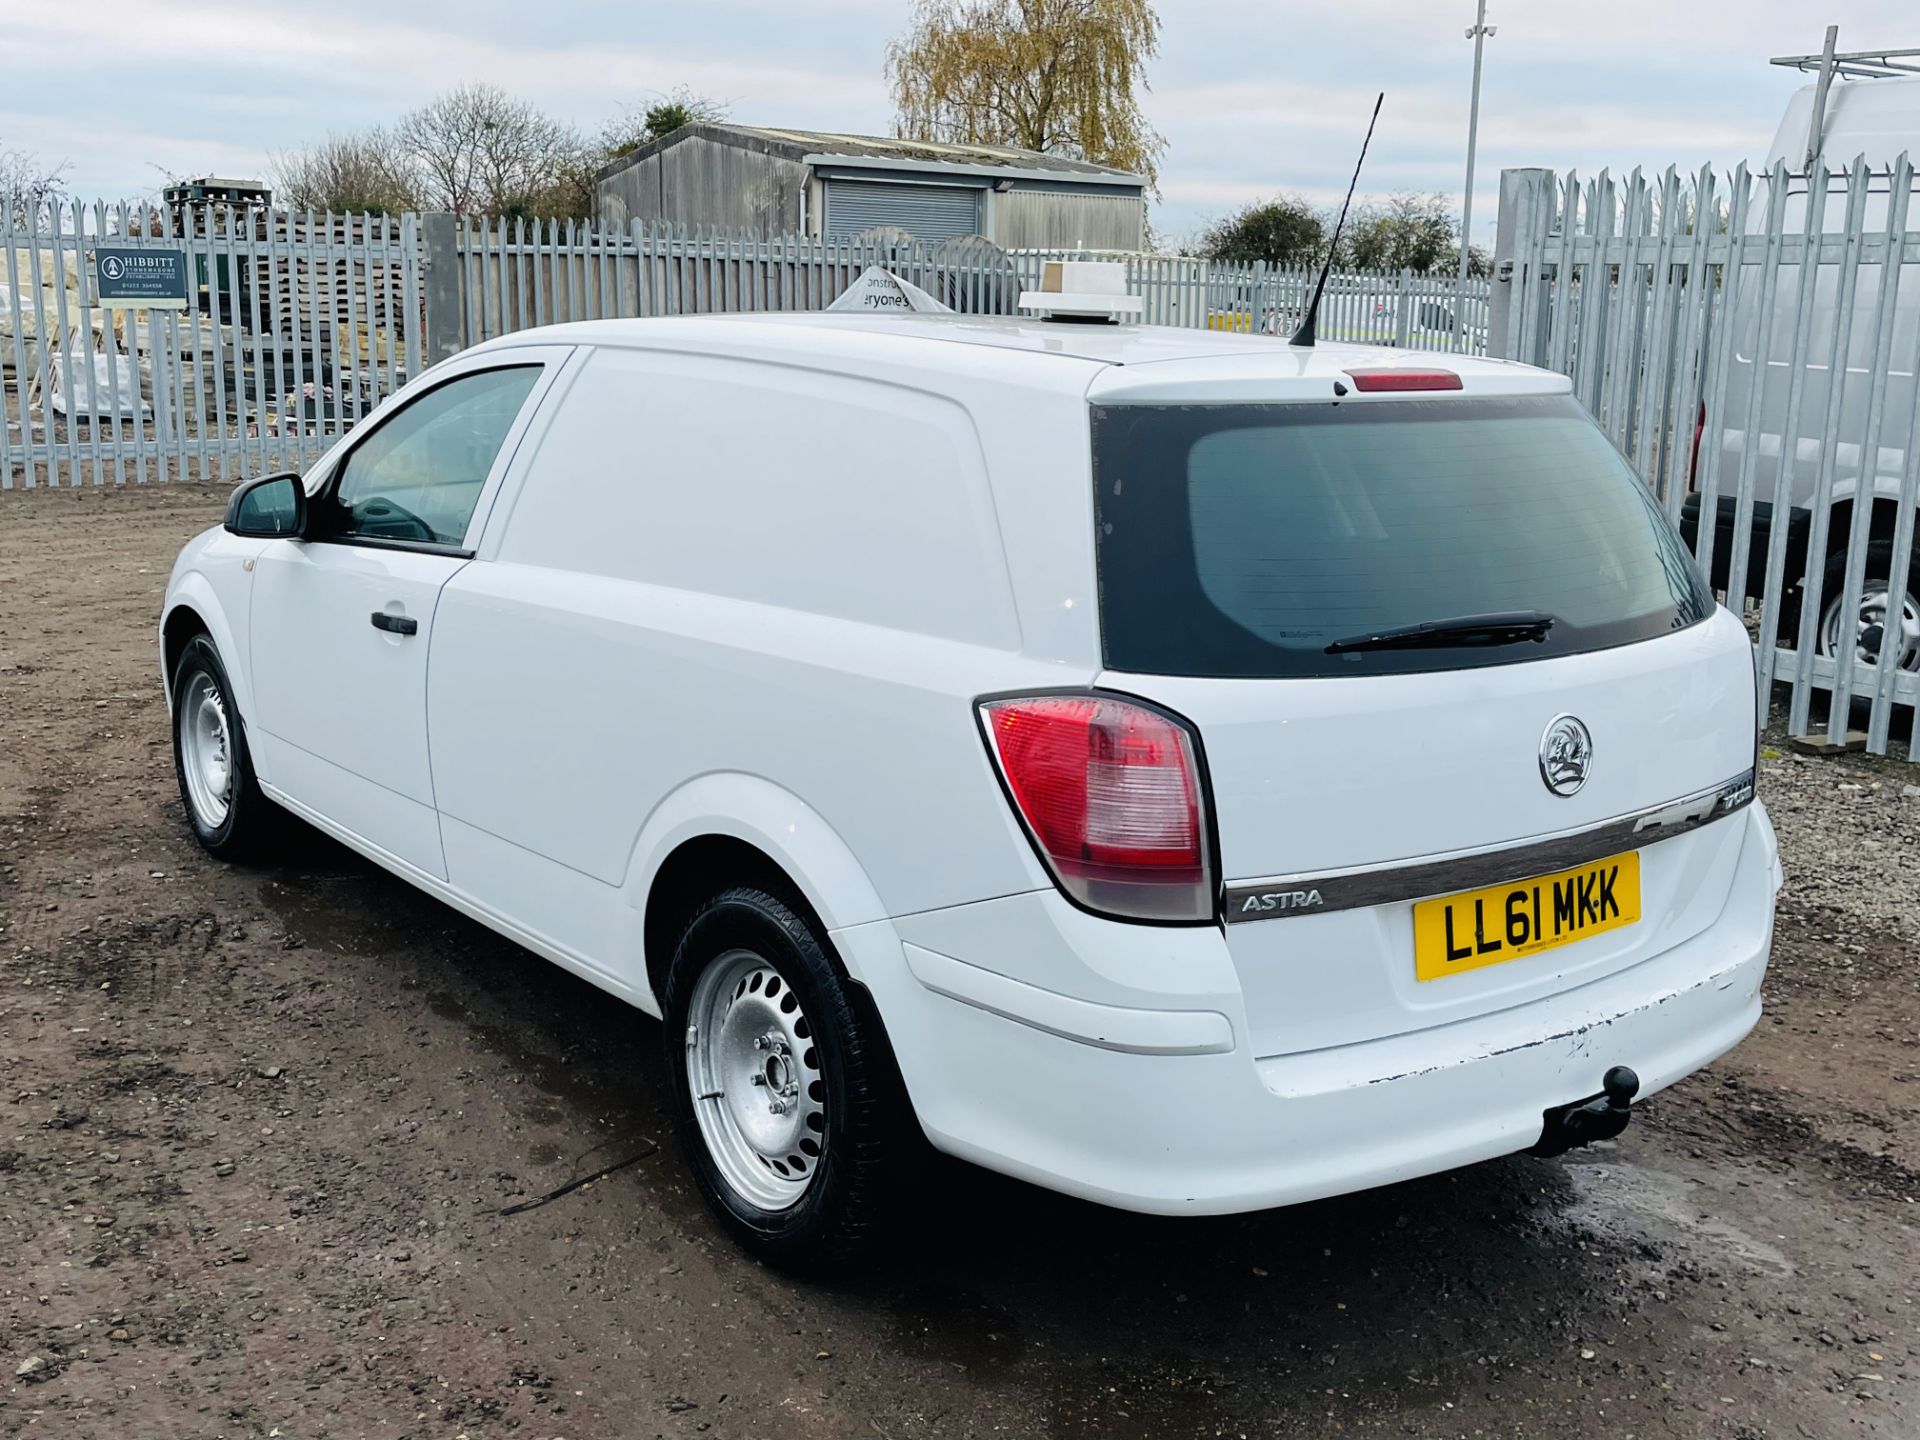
[2,142,70,227]
[398,84,589,218]
[273,129,420,214]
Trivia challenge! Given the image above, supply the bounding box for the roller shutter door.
[825,180,982,241]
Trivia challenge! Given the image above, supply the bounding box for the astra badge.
[1539,714,1593,797]
[1239,888,1323,915]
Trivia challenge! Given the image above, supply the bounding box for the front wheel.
[1815,538,1920,681]
[170,634,278,860]
[662,887,907,1265]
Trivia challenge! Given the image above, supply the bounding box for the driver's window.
[327,366,541,546]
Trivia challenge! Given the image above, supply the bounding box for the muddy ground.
[1,484,1916,1440]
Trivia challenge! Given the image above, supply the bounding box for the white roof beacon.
[1018,260,1143,324]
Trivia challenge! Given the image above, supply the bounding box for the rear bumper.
[835,803,1779,1216]
[1679,494,1812,599]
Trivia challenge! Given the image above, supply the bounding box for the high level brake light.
[1341,367,1463,392]
[979,694,1214,923]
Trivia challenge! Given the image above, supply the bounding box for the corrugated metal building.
[593,124,1147,251]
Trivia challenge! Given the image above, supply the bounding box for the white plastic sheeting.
[825,266,954,315]
[47,334,151,420]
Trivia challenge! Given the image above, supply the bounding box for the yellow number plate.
[1411,851,1641,982]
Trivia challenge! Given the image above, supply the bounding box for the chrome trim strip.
[1222,770,1756,924]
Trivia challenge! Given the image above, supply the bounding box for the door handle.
[370,611,418,636]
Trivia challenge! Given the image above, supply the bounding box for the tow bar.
[1528,1066,1640,1158]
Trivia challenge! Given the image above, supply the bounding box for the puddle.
[1556,1157,1795,1278]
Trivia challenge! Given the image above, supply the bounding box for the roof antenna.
[1291,92,1385,349]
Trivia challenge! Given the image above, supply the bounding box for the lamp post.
[1457,0,1496,302]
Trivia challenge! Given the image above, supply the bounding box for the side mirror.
[225,472,307,539]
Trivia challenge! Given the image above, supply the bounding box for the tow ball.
[1528,1066,1640,1158]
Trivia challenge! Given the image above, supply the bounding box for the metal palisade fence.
[2,196,1490,493]
[2,200,421,488]
[444,215,1490,353]
[1493,160,1920,763]
[9,182,1916,763]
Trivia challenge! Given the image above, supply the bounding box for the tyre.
[1814,538,1920,684]
[170,634,278,860]
[662,886,907,1264]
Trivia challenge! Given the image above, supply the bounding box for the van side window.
[323,367,541,547]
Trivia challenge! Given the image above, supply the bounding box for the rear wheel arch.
[643,834,839,1006]
[626,775,892,1004]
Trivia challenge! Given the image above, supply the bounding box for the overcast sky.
[1,0,1912,245]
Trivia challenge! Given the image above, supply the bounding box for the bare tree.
[273,129,419,214]
[398,84,588,218]
[2,142,70,227]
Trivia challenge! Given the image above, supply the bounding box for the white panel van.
[163,312,1778,1261]
[1690,72,1920,678]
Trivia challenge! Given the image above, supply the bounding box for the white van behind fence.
[1490,154,1920,764]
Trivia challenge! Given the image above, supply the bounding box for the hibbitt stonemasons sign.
[92,248,189,309]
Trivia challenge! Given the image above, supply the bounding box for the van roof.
[1770,74,1920,167]
[475,313,1565,402]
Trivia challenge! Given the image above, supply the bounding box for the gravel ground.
[1762,745,1920,927]
[1,483,1917,1440]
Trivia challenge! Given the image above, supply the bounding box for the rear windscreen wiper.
[1325,611,1557,655]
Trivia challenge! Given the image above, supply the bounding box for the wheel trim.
[1818,581,1920,675]
[178,671,234,829]
[685,948,826,1211]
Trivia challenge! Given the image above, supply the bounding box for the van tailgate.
[1100,608,1758,1059]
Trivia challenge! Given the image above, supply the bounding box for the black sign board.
[93,247,189,309]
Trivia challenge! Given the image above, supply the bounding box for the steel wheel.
[1817,580,1920,675]
[684,948,826,1211]
[178,670,234,829]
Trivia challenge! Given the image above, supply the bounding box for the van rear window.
[1092,395,1712,678]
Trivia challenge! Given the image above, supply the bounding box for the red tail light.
[1342,367,1463,392]
[979,694,1214,923]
